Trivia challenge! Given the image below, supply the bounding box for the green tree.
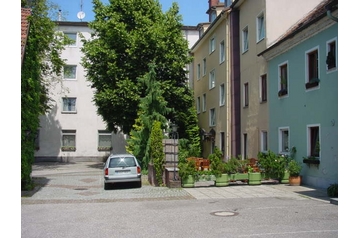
[81,0,193,136]
[21,0,69,190]
[126,64,172,169]
[149,121,165,186]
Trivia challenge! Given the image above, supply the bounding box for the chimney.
[209,0,220,8]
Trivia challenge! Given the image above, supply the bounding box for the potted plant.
[178,158,196,188]
[287,160,302,186]
[209,147,229,187]
[227,156,240,181]
[305,77,320,89]
[247,165,262,185]
[278,75,288,97]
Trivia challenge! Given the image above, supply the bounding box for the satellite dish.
[77,11,85,20]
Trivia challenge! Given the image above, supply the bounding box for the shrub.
[287,160,301,176]
[327,183,338,197]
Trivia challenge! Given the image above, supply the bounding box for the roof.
[258,0,338,56]
[21,8,31,63]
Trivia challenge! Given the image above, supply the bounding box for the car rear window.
[109,157,136,168]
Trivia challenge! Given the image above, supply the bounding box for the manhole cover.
[74,188,88,190]
[210,211,239,217]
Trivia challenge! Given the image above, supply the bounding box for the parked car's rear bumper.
[104,175,141,184]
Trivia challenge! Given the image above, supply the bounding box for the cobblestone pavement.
[21,162,334,205]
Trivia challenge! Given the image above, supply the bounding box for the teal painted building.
[259,0,338,189]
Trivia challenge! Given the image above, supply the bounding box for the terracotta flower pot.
[289,175,301,186]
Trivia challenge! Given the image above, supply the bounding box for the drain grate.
[74,188,88,190]
[210,211,239,217]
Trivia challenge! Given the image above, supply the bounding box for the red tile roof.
[21,8,31,63]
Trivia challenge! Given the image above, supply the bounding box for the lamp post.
[170,123,179,180]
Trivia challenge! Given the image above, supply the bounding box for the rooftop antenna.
[77,0,85,21]
[58,9,62,21]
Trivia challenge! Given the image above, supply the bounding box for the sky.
[51,0,209,26]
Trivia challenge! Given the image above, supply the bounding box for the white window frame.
[219,40,225,64]
[63,65,77,80]
[209,69,216,89]
[219,83,225,106]
[197,63,201,80]
[196,96,201,114]
[305,46,320,89]
[242,26,249,53]
[62,97,77,113]
[278,127,290,154]
[259,74,267,103]
[98,130,112,148]
[260,130,268,152]
[203,58,207,76]
[62,130,76,147]
[326,37,337,72]
[256,12,265,42]
[278,61,289,97]
[64,32,77,47]
[202,93,207,112]
[209,108,216,126]
[306,124,321,158]
[209,37,216,54]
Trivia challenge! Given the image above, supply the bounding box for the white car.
[103,154,142,190]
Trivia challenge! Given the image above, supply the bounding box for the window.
[209,108,216,126]
[219,84,225,106]
[220,132,225,155]
[209,69,215,89]
[61,130,76,151]
[197,63,201,80]
[210,11,217,22]
[62,97,77,113]
[261,131,268,152]
[278,127,289,154]
[202,93,207,112]
[242,26,249,53]
[256,13,265,42]
[225,0,232,7]
[307,125,320,158]
[243,133,248,159]
[243,82,249,107]
[63,65,77,80]
[203,58,207,75]
[306,47,320,89]
[278,63,288,97]
[326,38,337,71]
[260,74,267,102]
[196,96,201,113]
[210,37,215,53]
[219,40,225,63]
[98,130,112,151]
[64,32,77,46]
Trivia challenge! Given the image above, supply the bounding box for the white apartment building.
[35,21,199,162]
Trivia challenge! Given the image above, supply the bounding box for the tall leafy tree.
[21,0,69,190]
[81,0,193,137]
[126,64,172,169]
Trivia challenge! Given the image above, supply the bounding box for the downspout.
[225,9,231,160]
[326,5,338,22]
[326,10,338,22]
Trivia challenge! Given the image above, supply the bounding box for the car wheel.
[104,183,109,190]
